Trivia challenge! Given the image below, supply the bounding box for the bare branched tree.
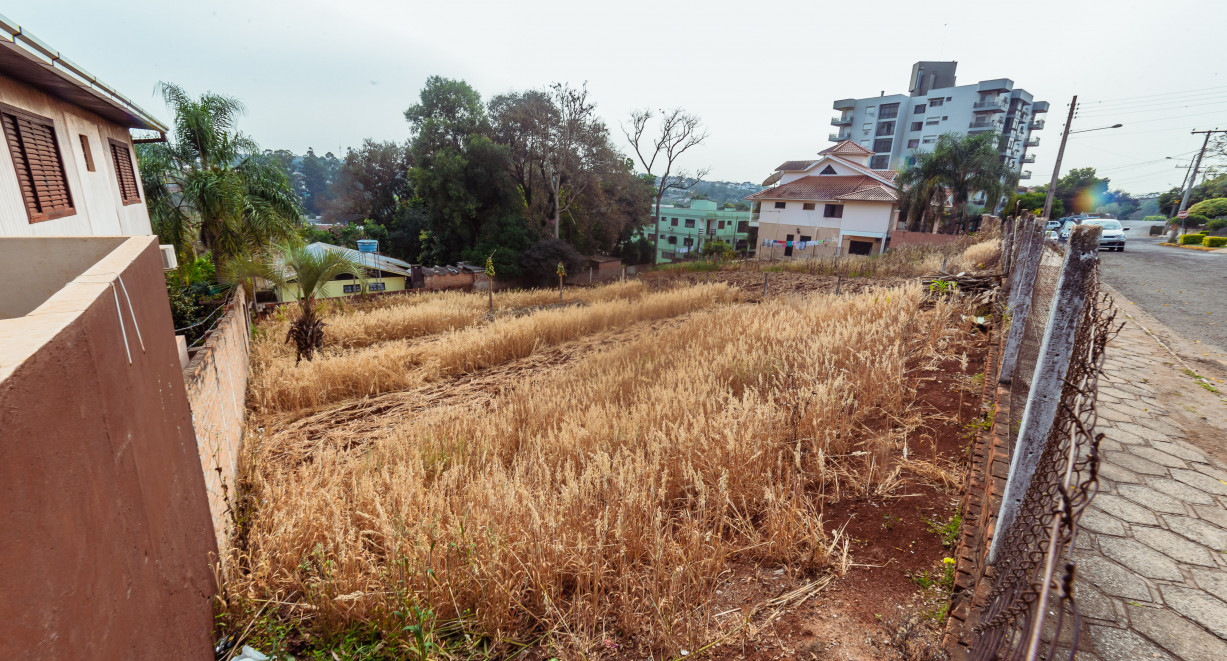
[622,108,710,261]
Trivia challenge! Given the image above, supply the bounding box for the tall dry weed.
[233,284,971,655]
[250,282,735,414]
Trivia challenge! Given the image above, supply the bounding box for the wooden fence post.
[998,218,1045,384]
[988,225,1101,565]
[1001,216,1014,276]
[762,272,768,298]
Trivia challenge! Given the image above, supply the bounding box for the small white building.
[0,16,166,238]
[748,141,900,257]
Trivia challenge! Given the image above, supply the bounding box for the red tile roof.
[820,140,873,156]
[746,175,897,203]
[774,160,819,171]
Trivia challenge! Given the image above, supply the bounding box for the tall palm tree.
[227,243,367,363]
[138,83,302,276]
[932,132,1015,232]
[897,151,945,232]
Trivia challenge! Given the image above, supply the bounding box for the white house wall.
[0,77,152,237]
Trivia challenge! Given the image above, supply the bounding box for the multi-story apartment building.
[829,61,1048,190]
[646,199,754,263]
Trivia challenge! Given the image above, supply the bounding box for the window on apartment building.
[79,135,95,172]
[910,121,923,131]
[647,233,655,240]
[925,117,940,126]
[667,236,677,244]
[823,204,844,218]
[907,139,920,149]
[865,105,876,114]
[717,220,725,229]
[800,235,811,242]
[876,122,895,136]
[803,202,816,211]
[914,104,925,114]
[671,217,678,226]
[683,237,694,247]
[684,218,695,228]
[942,116,948,121]
[879,103,899,119]
[0,104,75,223]
[929,98,944,107]
[870,155,890,169]
[774,201,786,209]
[873,138,893,153]
[922,135,937,144]
[737,221,748,232]
[820,165,837,175]
[662,251,675,259]
[108,139,141,205]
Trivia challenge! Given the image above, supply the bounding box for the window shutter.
[109,139,141,204]
[1,106,75,223]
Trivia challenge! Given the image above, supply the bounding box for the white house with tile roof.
[747,140,900,258]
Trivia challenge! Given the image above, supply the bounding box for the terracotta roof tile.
[746,175,896,202]
[840,186,899,202]
[775,160,819,171]
[819,140,873,156]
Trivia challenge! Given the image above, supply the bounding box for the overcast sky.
[12,0,1226,195]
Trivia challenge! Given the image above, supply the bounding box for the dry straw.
[234,280,975,655]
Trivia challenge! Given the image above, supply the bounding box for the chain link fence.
[969,220,1121,661]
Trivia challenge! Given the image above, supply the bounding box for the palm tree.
[897,151,945,232]
[228,243,367,363]
[138,83,302,276]
[932,132,1015,233]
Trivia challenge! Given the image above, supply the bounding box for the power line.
[1076,97,1227,118]
[1079,85,1227,106]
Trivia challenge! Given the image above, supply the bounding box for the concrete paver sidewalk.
[1071,314,1227,660]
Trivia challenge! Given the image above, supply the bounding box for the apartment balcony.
[833,98,857,110]
[1033,101,1050,113]
[831,115,852,126]
[829,131,851,142]
[977,78,1014,93]
[973,98,1008,112]
[1025,136,1040,147]
[969,120,1002,132]
[1019,170,1032,180]
[1021,154,1036,164]
[1030,119,1045,130]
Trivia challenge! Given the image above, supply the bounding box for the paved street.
[1071,316,1227,660]
[1099,234,1227,371]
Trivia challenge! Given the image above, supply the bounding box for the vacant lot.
[224,241,996,660]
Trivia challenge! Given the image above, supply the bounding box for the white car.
[1082,219,1128,251]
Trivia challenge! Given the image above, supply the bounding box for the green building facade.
[644,200,755,263]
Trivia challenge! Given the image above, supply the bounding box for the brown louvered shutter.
[1,105,75,223]
[109,138,141,205]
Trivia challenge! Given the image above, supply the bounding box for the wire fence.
[970,219,1121,661]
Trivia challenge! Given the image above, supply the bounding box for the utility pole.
[1177,129,1226,234]
[1042,96,1077,220]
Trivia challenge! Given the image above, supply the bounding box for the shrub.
[519,238,585,286]
[1142,215,1168,223]
[1179,233,1207,245]
[1204,236,1227,248]
[700,240,735,261]
[1185,214,1209,228]
[1187,197,1227,219]
[1206,218,1227,232]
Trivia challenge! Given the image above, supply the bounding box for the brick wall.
[944,327,1011,660]
[183,286,251,553]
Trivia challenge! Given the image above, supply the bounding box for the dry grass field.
[223,240,997,660]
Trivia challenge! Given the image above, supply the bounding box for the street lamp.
[1041,100,1123,219]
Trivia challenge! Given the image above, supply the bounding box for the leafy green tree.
[299,148,341,216]
[226,243,366,362]
[1051,167,1110,215]
[138,83,302,276]
[326,140,411,226]
[460,214,537,279]
[519,238,583,286]
[934,132,1014,231]
[405,77,518,260]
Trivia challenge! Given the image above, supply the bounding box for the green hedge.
[1204,236,1227,248]
[1179,233,1207,245]
[1207,218,1227,232]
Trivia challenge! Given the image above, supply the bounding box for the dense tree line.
[275,77,658,281]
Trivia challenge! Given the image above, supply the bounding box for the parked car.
[1045,219,1062,232]
[1082,219,1128,251]
[1058,220,1079,242]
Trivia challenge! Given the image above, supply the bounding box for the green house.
[643,200,755,263]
